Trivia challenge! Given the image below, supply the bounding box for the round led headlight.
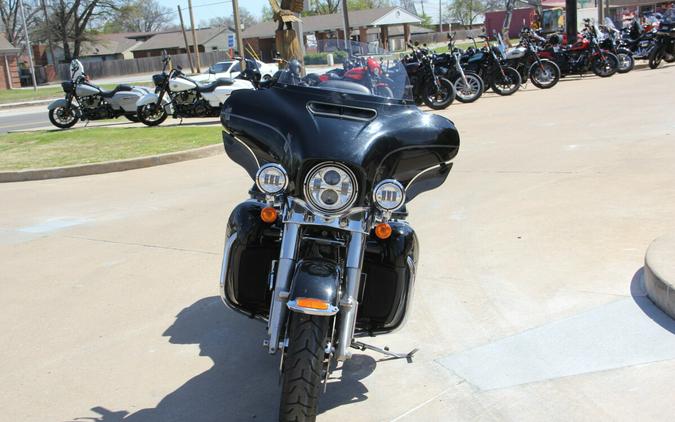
[373,179,405,211]
[256,163,288,194]
[304,163,358,214]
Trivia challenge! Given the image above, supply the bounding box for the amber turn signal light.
[296,297,330,310]
[260,207,278,223]
[374,222,392,239]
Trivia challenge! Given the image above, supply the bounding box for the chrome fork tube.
[335,231,366,361]
[267,222,299,354]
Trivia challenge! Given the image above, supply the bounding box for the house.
[0,36,20,90]
[242,6,424,61]
[131,27,235,58]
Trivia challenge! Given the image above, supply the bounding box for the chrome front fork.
[265,221,366,361]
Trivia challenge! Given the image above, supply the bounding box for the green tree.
[446,0,487,26]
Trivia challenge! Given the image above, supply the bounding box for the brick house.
[0,36,20,90]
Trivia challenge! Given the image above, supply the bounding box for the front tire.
[423,77,455,110]
[453,72,483,103]
[279,314,329,422]
[648,47,664,69]
[616,49,635,73]
[591,53,619,77]
[529,60,560,89]
[137,103,167,127]
[491,66,521,96]
[48,106,79,129]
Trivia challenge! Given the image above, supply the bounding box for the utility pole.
[232,0,245,70]
[438,0,442,32]
[177,6,195,73]
[187,0,201,73]
[40,0,57,67]
[341,0,351,54]
[18,0,37,90]
[597,0,604,23]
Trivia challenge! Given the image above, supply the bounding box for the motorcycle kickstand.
[351,340,418,363]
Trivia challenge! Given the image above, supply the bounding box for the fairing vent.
[307,101,377,122]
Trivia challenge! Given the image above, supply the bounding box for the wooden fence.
[55,50,234,81]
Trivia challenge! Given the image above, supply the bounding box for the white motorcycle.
[47,60,151,129]
[136,53,256,126]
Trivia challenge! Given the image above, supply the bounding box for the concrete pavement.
[1,64,674,421]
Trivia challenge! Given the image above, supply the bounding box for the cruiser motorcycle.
[461,35,522,95]
[137,53,256,126]
[499,28,561,89]
[402,42,456,109]
[648,9,675,68]
[219,42,459,421]
[434,34,484,103]
[47,60,151,129]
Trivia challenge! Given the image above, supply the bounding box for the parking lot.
[1,63,674,421]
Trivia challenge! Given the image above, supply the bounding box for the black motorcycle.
[598,18,635,73]
[402,42,456,109]
[500,28,561,89]
[620,18,657,61]
[219,44,459,421]
[648,9,675,69]
[434,35,484,103]
[461,35,522,96]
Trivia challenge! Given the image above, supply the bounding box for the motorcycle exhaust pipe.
[335,232,365,361]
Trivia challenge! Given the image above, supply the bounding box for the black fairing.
[221,85,459,203]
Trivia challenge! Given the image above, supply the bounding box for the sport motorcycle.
[219,42,459,421]
[137,52,256,126]
[47,59,151,129]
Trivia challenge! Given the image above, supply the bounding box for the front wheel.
[453,72,483,103]
[616,49,635,73]
[279,314,329,422]
[48,106,79,129]
[591,53,619,77]
[529,60,560,89]
[491,66,521,96]
[423,77,455,110]
[648,47,664,69]
[137,103,167,127]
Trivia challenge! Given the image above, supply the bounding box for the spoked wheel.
[137,103,168,127]
[591,53,619,77]
[423,77,455,110]
[48,106,79,129]
[491,66,521,96]
[529,60,560,89]
[616,49,635,73]
[648,48,664,69]
[279,314,329,422]
[453,72,483,103]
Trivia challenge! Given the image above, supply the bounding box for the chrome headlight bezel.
[373,179,405,211]
[255,163,288,195]
[303,162,358,214]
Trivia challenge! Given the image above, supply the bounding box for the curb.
[0,144,223,183]
[644,233,675,320]
[0,99,55,110]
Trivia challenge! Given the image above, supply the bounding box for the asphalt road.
[1,64,675,422]
[0,105,50,134]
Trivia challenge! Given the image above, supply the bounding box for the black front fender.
[287,259,341,316]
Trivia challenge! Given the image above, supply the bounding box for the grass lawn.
[0,82,154,105]
[0,125,221,171]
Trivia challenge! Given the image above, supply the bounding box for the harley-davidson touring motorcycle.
[219,44,459,421]
[137,53,257,126]
[47,60,151,129]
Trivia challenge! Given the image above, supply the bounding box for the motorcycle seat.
[318,80,371,95]
[100,84,133,98]
[197,78,235,93]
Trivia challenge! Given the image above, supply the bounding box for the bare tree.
[0,0,40,46]
[446,0,487,26]
[103,0,172,33]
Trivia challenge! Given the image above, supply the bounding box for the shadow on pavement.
[630,267,675,335]
[72,296,374,422]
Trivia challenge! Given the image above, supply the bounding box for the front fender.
[47,99,69,111]
[136,92,161,107]
[287,259,341,316]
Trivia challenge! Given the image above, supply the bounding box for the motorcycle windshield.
[604,17,618,32]
[221,41,459,204]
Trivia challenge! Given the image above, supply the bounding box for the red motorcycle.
[318,56,395,97]
[538,20,619,77]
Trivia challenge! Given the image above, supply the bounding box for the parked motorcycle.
[598,18,635,73]
[47,60,151,129]
[434,34,484,103]
[460,35,521,96]
[538,20,619,77]
[219,43,460,421]
[500,28,561,89]
[619,18,657,62]
[137,52,256,126]
[648,9,675,68]
[315,55,397,97]
[402,42,456,109]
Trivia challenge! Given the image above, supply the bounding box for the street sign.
[227,34,235,48]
